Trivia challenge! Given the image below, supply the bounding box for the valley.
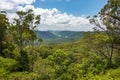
[36,30,84,44]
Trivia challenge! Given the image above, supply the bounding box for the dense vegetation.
[0,0,120,80]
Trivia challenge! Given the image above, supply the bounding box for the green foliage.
[5,72,39,80]
[36,46,53,59]
[81,53,107,75]
[0,68,9,78]
[33,57,51,80]
[86,67,120,80]
[19,50,29,71]
[3,42,20,60]
[48,49,69,65]
[0,56,18,71]
[67,63,82,79]
[0,56,19,79]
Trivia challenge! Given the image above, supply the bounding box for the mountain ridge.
[35,30,84,44]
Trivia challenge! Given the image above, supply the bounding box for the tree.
[47,49,73,79]
[88,0,120,67]
[14,9,40,53]
[13,9,40,71]
[0,11,9,57]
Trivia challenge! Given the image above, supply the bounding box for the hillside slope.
[35,30,84,44]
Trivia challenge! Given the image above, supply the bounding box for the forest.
[0,0,120,80]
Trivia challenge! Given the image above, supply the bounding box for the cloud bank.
[0,0,93,31]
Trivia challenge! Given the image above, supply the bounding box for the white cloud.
[12,0,35,4]
[0,0,35,11]
[0,0,16,10]
[0,0,93,31]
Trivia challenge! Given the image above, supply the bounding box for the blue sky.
[0,0,108,31]
[33,0,107,16]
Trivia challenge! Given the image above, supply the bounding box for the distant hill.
[35,31,59,39]
[35,30,84,44]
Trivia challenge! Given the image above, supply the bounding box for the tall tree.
[13,9,40,71]
[13,9,40,53]
[0,11,9,57]
[88,0,120,66]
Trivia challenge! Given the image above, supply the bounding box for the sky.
[34,0,107,16]
[0,0,107,31]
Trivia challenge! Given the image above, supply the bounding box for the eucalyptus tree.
[88,0,120,66]
[100,0,120,66]
[13,9,40,71]
[14,9,40,52]
[0,11,9,57]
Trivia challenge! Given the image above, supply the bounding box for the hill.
[35,30,84,44]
